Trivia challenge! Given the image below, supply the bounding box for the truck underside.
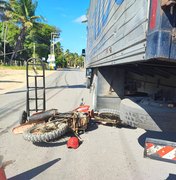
[91,60,176,132]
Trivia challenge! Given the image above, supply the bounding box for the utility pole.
[1,22,4,39]
[52,36,55,54]
[49,32,59,69]
[50,32,59,55]
[0,22,4,64]
[3,22,8,64]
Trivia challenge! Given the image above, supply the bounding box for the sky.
[36,0,90,55]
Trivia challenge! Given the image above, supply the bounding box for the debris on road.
[12,119,45,134]
[13,109,58,134]
[67,137,80,149]
[93,112,121,126]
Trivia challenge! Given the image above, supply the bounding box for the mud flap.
[144,138,176,164]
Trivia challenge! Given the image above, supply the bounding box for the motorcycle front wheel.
[23,121,68,143]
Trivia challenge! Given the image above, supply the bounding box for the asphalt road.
[0,69,176,180]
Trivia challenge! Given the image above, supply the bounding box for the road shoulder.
[0,69,55,94]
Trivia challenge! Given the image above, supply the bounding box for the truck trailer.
[85,0,176,133]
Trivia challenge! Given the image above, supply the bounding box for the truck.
[85,0,176,162]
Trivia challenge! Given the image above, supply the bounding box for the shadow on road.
[33,141,67,147]
[8,158,61,180]
[46,84,86,89]
[166,174,176,180]
[0,80,23,83]
[138,131,176,148]
[5,90,26,94]
[5,84,86,94]
[116,124,137,129]
[86,120,98,132]
[57,68,81,72]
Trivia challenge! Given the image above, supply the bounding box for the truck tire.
[86,78,91,88]
[119,98,149,128]
[23,122,68,143]
[119,98,174,131]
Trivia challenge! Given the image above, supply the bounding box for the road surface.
[0,69,176,180]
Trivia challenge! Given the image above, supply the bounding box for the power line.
[0,48,29,57]
[35,34,49,43]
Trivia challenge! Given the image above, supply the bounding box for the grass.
[0,65,26,70]
[0,65,47,70]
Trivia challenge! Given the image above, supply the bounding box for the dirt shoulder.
[0,69,54,94]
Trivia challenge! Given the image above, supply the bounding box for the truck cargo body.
[86,0,176,132]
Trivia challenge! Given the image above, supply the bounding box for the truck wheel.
[119,98,159,130]
[86,78,91,88]
[23,122,68,143]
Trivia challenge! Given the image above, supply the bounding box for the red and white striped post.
[144,138,176,164]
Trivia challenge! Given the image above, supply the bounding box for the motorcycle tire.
[23,122,68,143]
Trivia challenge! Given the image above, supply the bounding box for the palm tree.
[65,49,70,67]
[0,1,13,64]
[0,0,12,21]
[9,0,43,63]
[73,52,79,68]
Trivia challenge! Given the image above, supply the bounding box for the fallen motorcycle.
[21,105,90,143]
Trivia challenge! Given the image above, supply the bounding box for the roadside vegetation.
[0,0,84,69]
[0,64,40,70]
[0,64,26,70]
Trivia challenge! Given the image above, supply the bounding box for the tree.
[55,53,67,68]
[64,49,71,66]
[54,42,65,68]
[77,56,84,67]
[9,0,43,63]
[0,21,61,63]
[0,0,12,21]
[60,50,84,68]
[0,22,20,63]
[0,0,13,64]
[27,23,60,59]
